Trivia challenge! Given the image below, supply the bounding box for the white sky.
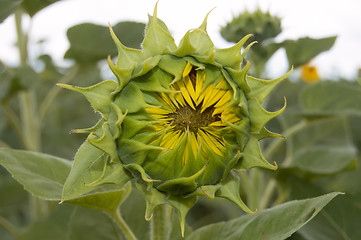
[0,0,360,79]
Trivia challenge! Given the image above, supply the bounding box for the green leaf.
[0,148,71,200]
[293,146,357,175]
[276,173,361,240]
[0,174,28,217]
[21,0,60,17]
[301,81,361,116]
[281,36,337,68]
[298,193,361,240]
[186,192,341,240]
[65,22,145,63]
[0,64,40,102]
[0,0,21,23]
[68,207,124,240]
[287,117,358,177]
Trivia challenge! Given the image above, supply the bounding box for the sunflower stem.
[106,209,138,240]
[150,204,173,240]
[15,9,46,221]
[260,119,309,209]
[248,168,264,211]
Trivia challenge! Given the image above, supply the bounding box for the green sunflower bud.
[221,8,282,43]
[59,3,291,236]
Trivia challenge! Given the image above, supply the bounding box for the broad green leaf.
[277,173,361,240]
[20,204,74,240]
[282,36,337,68]
[286,117,357,176]
[68,207,124,240]
[0,0,21,23]
[293,146,357,175]
[21,0,60,17]
[0,148,71,200]
[65,22,145,63]
[186,192,340,240]
[301,81,361,116]
[0,172,28,233]
[298,193,361,240]
[0,64,40,102]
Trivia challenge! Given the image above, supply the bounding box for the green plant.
[1,2,360,240]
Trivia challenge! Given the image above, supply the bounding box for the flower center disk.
[167,101,220,134]
[146,63,241,164]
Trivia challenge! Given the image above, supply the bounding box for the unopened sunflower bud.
[59,3,291,236]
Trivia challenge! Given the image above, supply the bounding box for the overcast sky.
[0,0,360,79]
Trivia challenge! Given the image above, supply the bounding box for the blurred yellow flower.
[301,63,320,83]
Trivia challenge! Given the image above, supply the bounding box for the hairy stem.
[150,205,173,240]
[15,10,45,220]
[260,119,309,209]
[106,209,138,240]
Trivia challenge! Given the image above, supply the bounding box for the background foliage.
[0,1,360,240]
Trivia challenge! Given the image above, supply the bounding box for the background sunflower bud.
[221,8,282,44]
[59,3,291,235]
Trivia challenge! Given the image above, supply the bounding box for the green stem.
[15,10,27,65]
[264,119,308,163]
[38,65,79,122]
[106,210,137,240]
[258,179,276,210]
[247,168,263,211]
[19,91,41,152]
[1,103,27,148]
[15,10,45,220]
[150,205,173,240]
[0,216,22,240]
[260,120,309,209]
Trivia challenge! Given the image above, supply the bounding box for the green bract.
[59,4,291,235]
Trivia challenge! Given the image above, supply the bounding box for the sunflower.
[146,62,239,165]
[59,3,291,236]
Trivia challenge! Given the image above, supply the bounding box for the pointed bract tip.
[145,213,153,221]
[273,161,278,170]
[153,1,159,20]
[199,7,216,31]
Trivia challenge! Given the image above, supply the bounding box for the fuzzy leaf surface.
[301,81,361,116]
[21,0,60,17]
[186,192,340,240]
[65,22,145,63]
[282,36,337,68]
[0,148,71,200]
